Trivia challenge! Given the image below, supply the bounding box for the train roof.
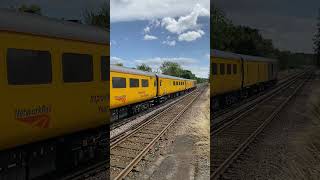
[211,49,242,60]
[110,65,156,77]
[156,73,187,81]
[0,8,109,44]
[110,65,194,81]
[212,49,277,63]
[240,54,277,63]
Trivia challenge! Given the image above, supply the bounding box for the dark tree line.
[133,62,206,83]
[314,8,320,67]
[15,3,109,29]
[212,5,314,70]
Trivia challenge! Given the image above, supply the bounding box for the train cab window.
[62,53,93,83]
[154,80,157,87]
[233,64,237,74]
[7,48,52,85]
[220,64,225,75]
[142,79,149,87]
[130,78,139,88]
[212,63,217,75]
[112,77,126,88]
[227,64,231,74]
[173,81,176,86]
[101,56,108,81]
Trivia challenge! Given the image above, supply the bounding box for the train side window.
[101,56,108,81]
[142,79,148,87]
[160,80,162,86]
[233,64,237,74]
[7,48,52,85]
[112,77,126,88]
[173,81,176,86]
[212,63,217,75]
[220,64,225,75]
[227,64,231,74]
[62,53,93,82]
[130,78,139,88]
[154,80,157,87]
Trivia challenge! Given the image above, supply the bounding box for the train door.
[153,76,157,97]
[240,58,244,89]
[268,63,272,81]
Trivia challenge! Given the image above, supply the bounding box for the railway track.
[210,71,313,180]
[212,70,303,119]
[60,160,108,180]
[212,69,308,128]
[110,86,205,180]
[110,89,192,131]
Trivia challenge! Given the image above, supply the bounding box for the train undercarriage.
[0,126,108,180]
[212,80,277,111]
[111,88,196,121]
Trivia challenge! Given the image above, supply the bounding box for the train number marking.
[115,95,127,103]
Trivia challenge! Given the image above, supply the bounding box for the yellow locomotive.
[110,65,196,120]
[0,9,109,179]
[210,49,278,109]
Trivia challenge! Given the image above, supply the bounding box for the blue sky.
[110,0,210,78]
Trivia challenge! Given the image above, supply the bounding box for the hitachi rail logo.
[115,95,126,103]
[15,105,52,128]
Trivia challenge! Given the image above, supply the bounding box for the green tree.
[83,2,109,29]
[180,69,196,79]
[314,8,320,67]
[18,4,42,15]
[136,63,152,72]
[160,61,182,77]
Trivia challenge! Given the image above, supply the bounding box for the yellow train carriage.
[210,49,278,109]
[110,65,157,109]
[242,55,277,88]
[211,50,242,97]
[185,79,195,89]
[0,9,109,179]
[157,74,186,96]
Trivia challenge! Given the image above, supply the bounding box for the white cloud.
[111,56,125,64]
[110,0,209,22]
[162,40,176,46]
[110,40,117,46]
[186,66,209,78]
[144,26,150,33]
[161,4,209,34]
[144,34,158,40]
[178,30,204,42]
